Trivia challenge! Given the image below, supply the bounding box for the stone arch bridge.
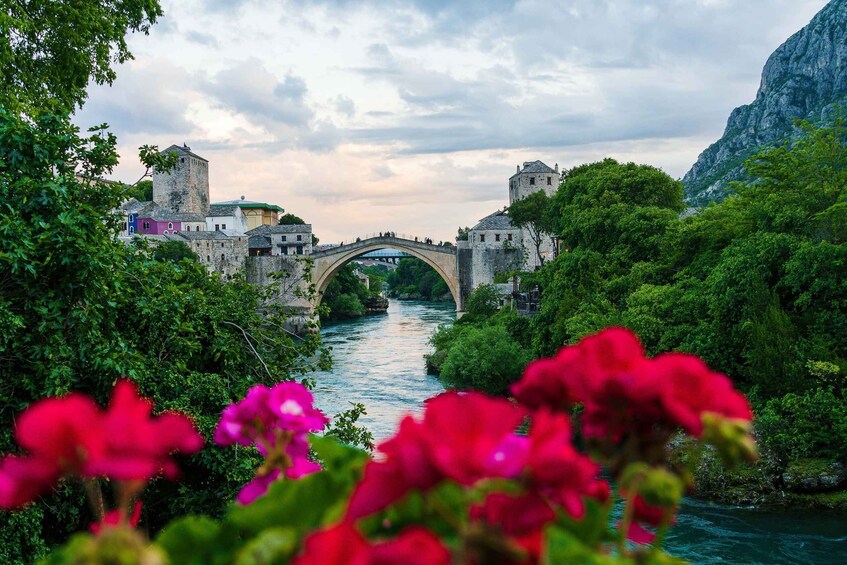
[311,235,462,310]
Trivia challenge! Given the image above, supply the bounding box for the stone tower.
[153,144,210,215]
[508,160,559,205]
[508,160,559,270]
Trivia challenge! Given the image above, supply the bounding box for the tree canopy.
[0,0,163,115]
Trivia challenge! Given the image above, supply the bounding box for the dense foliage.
[386,258,451,301]
[433,126,847,476]
[4,330,757,564]
[320,264,384,321]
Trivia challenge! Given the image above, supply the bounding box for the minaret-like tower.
[152,144,210,215]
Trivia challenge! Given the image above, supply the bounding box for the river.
[311,299,846,564]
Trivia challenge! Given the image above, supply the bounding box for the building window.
[221,254,225,261]
[495,234,501,242]
[143,221,150,230]
[296,245,304,255]
[480,234,485,243]
[281,247,288,255]
[296,235,302,242]
[215,224,220,231]
[529,177,535,186]
[168,223,173,230]
[222,224,226,230]
[221,242,224,248]
[508,233,513,241]
[282,235,287,242]
[206,255,210,261]
[547,176,552,185]
[129,226,134,234]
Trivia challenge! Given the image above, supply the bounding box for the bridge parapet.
[311,236,457,258]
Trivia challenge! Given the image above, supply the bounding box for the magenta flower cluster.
[214,382,329,504]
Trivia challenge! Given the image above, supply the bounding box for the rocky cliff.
[683,0,847,205]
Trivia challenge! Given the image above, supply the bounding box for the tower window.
[221,254,225,261]
[529,177,535,186]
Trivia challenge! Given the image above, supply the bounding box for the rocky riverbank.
[671,438,847,510]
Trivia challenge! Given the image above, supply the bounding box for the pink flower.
[370,527,451,565]
[0,380,202,509]
[15,393,106,476]
[214,385,273,446]
[525,410,607,519]
[293,523,371,565]
[471,491,555,537]
[0,456,60,509]
[93,380,203,480]
[423,392,527,485]
[237,469,282,505]
[267,382,329,433]
[346,416,441,520]
[90,500,143,534]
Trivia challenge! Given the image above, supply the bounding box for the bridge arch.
[310,237,460,309]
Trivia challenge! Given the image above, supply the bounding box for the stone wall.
[245,255,314,312]
[187,236,247,277]
[468,230,524,287]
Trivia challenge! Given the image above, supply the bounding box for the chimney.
[555,163,559,173]
[516,165,520,174]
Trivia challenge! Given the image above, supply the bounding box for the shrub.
[439,325,533,395]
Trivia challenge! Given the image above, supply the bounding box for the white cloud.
[78,0,830,241]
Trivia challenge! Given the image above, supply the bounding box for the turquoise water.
[311,299,846,564]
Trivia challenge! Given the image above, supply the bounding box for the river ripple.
[311,299,846,565]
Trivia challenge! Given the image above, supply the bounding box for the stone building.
[153,144,210,216]
[246,224,312,257]
[466,211,524,287]
[214,199,283,230]
[174,231,248,277]
[207,204,249,235]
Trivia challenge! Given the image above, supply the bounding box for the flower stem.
[83,479,105,521]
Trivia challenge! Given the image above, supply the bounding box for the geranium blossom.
[0,379,202,509]
[215,381,328,504]
[512,327,752,443]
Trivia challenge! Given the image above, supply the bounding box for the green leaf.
[234,528,298,565]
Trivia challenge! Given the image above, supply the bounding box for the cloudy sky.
[76,0,829,242]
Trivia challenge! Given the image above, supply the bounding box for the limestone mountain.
[683,0,847,205]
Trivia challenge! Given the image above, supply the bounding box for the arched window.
[186,225,191,231]
[221,254,225,261]
[168,223,173,230]
[206,255,210,261]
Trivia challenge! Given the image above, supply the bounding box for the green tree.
[463,284,500,320]
[152,240,197,263]
[508,191,556,267]
[439,325,533,395]
[278,213,306,225]
[0,0,163,115]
